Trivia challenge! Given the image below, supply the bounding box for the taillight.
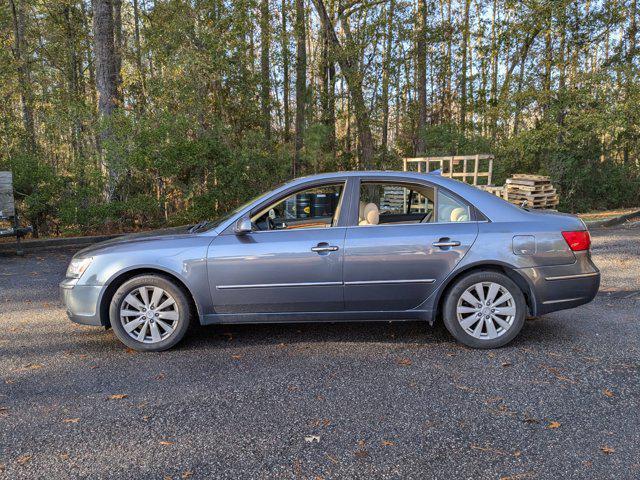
[562,230,591,251]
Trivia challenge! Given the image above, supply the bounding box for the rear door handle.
[432,240,461,248]
[311,244,339,253]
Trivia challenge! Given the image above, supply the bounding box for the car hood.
[74,225,212,257]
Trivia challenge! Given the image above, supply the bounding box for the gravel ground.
[1,224,639,479]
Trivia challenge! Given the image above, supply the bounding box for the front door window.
[252,183,344,231]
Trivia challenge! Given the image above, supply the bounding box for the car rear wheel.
[109,275,192,352]
[442,271,526,349]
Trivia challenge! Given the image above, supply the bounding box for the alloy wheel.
[455,281,516,340]
[119,286,179,343]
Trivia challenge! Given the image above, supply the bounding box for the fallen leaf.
[59,453,70,461]
[304,435,321,443]
[381,440,395,447]
[541,364,575,384]
[547,421,561,429]
[231,354,243,360]
[354,449,368,458]
[125,348,137,354]
[603,389,615,398]
[397,358,412,366]
[155,373,166,380]
[23,363,43,370]
[501,361,512,367]
[325,454,339,464]
[182,472,193,479]
[63,418,80,423]
[600,446,615,454]
[16,455,32,465]
[159,441,175,446]
[0,407,8,415]
[108,394,128,400]
[4,379,14,384]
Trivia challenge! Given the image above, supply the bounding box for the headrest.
[359,201,366,221]
[450,207,469,222]
[359,203,379,225]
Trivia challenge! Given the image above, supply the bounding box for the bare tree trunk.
[294,0,307,175]
[489,0,498,139]
[9,0,37,152]
[460,0,471,132]
[624,0,637,164]
[133,0,146,108]
[281,0,291,142]
[444,0,452,124]
[260,0,271,139]
[92,0,118,200]
[415,0,427,154]
[312,0,374,168]
[380,0,395,156]
[113,0,123,103]
[512,49,526,135]
[320,7,336,156]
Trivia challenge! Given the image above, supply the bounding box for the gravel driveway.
[1,224,639,479]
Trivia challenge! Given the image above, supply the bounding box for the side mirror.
[234,216,252,235]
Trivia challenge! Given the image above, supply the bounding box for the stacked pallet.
[478,185,508,200]
[505,174,559,209]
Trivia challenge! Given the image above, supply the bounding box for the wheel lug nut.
[155,313,159,317]
[485,315,490,319]
[142,308,146,312]
[491,308,495,313]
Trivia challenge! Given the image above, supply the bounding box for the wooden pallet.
[478,185,508,200]
[505,174,559,209]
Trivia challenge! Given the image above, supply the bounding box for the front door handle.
[432,239,461,248]
[311,244,339,253]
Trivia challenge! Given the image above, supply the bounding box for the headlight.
[66,257,93,279]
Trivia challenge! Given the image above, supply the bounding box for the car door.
[207,181,350,315]
[343,178,479,311]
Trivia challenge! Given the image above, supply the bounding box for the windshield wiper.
[189,220,209,233]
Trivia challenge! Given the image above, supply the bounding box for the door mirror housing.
[234,216,252,235]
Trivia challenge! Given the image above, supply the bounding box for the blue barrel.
[312,193,331,217]
[296,193,312,218]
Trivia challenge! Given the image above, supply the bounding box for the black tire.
[109,274,192,352]
[442,270,526,349]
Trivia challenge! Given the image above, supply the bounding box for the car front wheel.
[442,271,526,349]
[109,274,192,352]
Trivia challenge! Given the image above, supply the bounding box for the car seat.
[359,202,380,225]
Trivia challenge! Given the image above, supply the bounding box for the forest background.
[1,0,639,236]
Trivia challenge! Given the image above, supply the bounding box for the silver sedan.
[60,171,600,351]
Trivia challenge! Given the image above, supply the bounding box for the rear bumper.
[517,252,600,315]
[60,279,104,326]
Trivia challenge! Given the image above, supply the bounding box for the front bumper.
[60,279,104,326]
[517,252,600,315]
